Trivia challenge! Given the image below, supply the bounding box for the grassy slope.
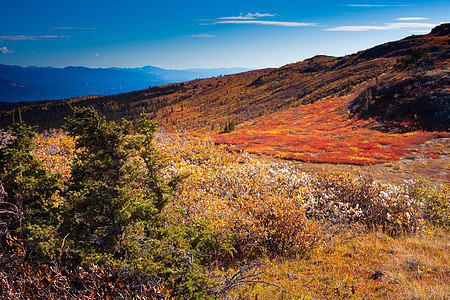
[214,81,448,165]
[216,229,450,299]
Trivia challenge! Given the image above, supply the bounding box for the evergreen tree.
[0,121,60,261]
[62,107,223,298]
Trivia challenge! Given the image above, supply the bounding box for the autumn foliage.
[0,24,449,299]
[1,123,449,299]
[215,93,445,165]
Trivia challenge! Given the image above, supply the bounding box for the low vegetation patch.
[1,114,448,299]
[215,95,444,165]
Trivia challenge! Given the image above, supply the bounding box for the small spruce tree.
[62,107,223,298]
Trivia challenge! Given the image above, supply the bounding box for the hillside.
[0,24,448,165]
[2,113,449,299]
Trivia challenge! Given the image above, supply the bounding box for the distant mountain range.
[0,64,248,102]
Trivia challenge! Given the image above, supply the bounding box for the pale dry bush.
[306,171,423,235]
[158,134,427,250]
[0,130,14,149]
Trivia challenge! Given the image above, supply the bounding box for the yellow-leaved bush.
[29,130,447,260]
[158,134,320,257]
[158,134,431,255]
[32,129,74,181]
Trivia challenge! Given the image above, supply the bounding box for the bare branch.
[213,263,285,296]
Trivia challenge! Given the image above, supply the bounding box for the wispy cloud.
[326,22,437,31]
[0,46,13,54]
[0,35,70,40]
[396,17,428,21]
[213,12,316,27]
[346,4,411,7]
[93,53,109,59]
[219,12,276,20]
[215,20,317,27]
[188,33,215,38]
[51,27,96,30]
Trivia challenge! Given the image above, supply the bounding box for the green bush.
[0,121,60,262]
[62,107,228,298]
[408,178,450,231]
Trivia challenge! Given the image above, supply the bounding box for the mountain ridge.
[1,24,448,129]
[0,64,249,102]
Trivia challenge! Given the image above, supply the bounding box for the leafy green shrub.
[62,107,228,298]
[407,178,449,231]
[1,110,233,299]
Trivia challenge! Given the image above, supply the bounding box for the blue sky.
[0,0,448,69]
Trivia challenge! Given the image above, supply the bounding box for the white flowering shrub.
[305,171,423,235]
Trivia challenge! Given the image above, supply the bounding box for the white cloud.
[346,4,410,7]
[214,12,316,27]
[0,46,13,54]
[326,22,438,31]
[249,13,276,18]
[219,16,254,20]
[396,17,428,21]
[219,12,276,20]
[215,20,317,27]
[0,35,70,40]
[93,53,109,59]
[188,33,215,38]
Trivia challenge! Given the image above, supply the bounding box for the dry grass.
[215,228,449,299]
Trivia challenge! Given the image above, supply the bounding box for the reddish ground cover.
[214,95,445,165]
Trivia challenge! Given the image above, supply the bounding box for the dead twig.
[213,262,285,296]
